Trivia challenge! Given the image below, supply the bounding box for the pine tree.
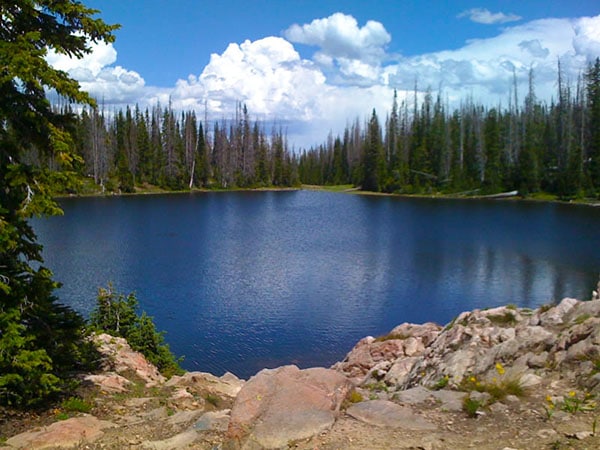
[362,109,384,191]
[586,57,600,195]
[0,0,117,405]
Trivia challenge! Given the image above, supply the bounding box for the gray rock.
[346,400,437,430]
[519,373,542,388]
[194,409,231,432]
[539,297,578,326]
[430,390,466,412]
[384,357,418,386]
[142,429,199,450]
[527,351,548,368]
[394,386,434,405]
[469,391,492,405]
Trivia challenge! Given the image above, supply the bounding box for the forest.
[299,60,600,199]
[31,58,600,200]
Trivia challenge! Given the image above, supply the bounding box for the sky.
[47,1,600,148]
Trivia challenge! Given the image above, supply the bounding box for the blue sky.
[48,1,600,148]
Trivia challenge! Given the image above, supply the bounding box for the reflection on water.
[32,192,600,378]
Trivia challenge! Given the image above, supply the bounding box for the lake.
[32,191,600,378]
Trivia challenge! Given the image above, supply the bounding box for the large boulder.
[5,415,114,449]
[92,333,165,387]
[226,365,352,449]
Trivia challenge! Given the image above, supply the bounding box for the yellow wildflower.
[495,362,505,375]
[569,391,576,397]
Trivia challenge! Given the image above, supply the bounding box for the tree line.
[299,59,600,199]
[36,59,600,199]
[33,102,299,193]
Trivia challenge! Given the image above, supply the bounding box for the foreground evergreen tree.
[0,1,117,405]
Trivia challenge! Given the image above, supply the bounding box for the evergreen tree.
[362,109,384,191]
[0,0,117,405]
[586,57,600,195]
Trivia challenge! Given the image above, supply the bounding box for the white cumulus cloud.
[284,13,391,85]
[46,40,147,104]
[458,8,522,25]
[385,16,600,104]
[170,37,327,122]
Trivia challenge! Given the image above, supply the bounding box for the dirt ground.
[1,372,599,450]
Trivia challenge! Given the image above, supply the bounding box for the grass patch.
[574,313,592,325]
[205,393,220,407]
[61,397,93,413]
[459,367,525,403]
[433,375,450,390]
[364,381,389,392]
[462,396,481,418]
[487,311,517,326]
[347,390,363,403]
[373,332,409,342]
[301,184,355,192]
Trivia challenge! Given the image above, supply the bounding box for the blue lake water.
[32,191,600,378]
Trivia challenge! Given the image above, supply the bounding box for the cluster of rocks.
[4,297,600,449]
[333,297,600,394]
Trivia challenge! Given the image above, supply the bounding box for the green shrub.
[88,284,183,377]
[61,397,92,413]
[462,396,481,418]
[348,390,363,403]
[205,393,220,407]
[487,311,517,326]
[433,375,450,390]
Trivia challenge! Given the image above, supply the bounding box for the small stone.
[489,402,507,414]
[573,430,594,440]
[505,395,520,404]
[537,428,558,439]
[519,373,542,388]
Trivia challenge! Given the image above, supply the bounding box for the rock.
[384,357,419,386]
[346,400,437,430]
[526,351,548,368]
[469,391,491,405]
[332,323,441,382]
[168,387,200,410]
[539,297,578,326]
[142,429,199,450]
[537,428,558,439]
[167,409,204,426]
[166,371,245,398]
[226,365,352,449]
[83,372,132,393]
[194,409,231,432]
[519,373,542,388]
[573,430,594,440]
[430,390,466,412]
[5,415,114,449]
[394,386,434,405]
[93,333,165,387]
[489,402,508,414]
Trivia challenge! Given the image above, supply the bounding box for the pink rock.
[227,365,352,448]
[5,415,114,449]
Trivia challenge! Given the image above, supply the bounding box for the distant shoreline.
[56,183,600,208]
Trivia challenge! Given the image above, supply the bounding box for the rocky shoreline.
[3,291,600,449]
